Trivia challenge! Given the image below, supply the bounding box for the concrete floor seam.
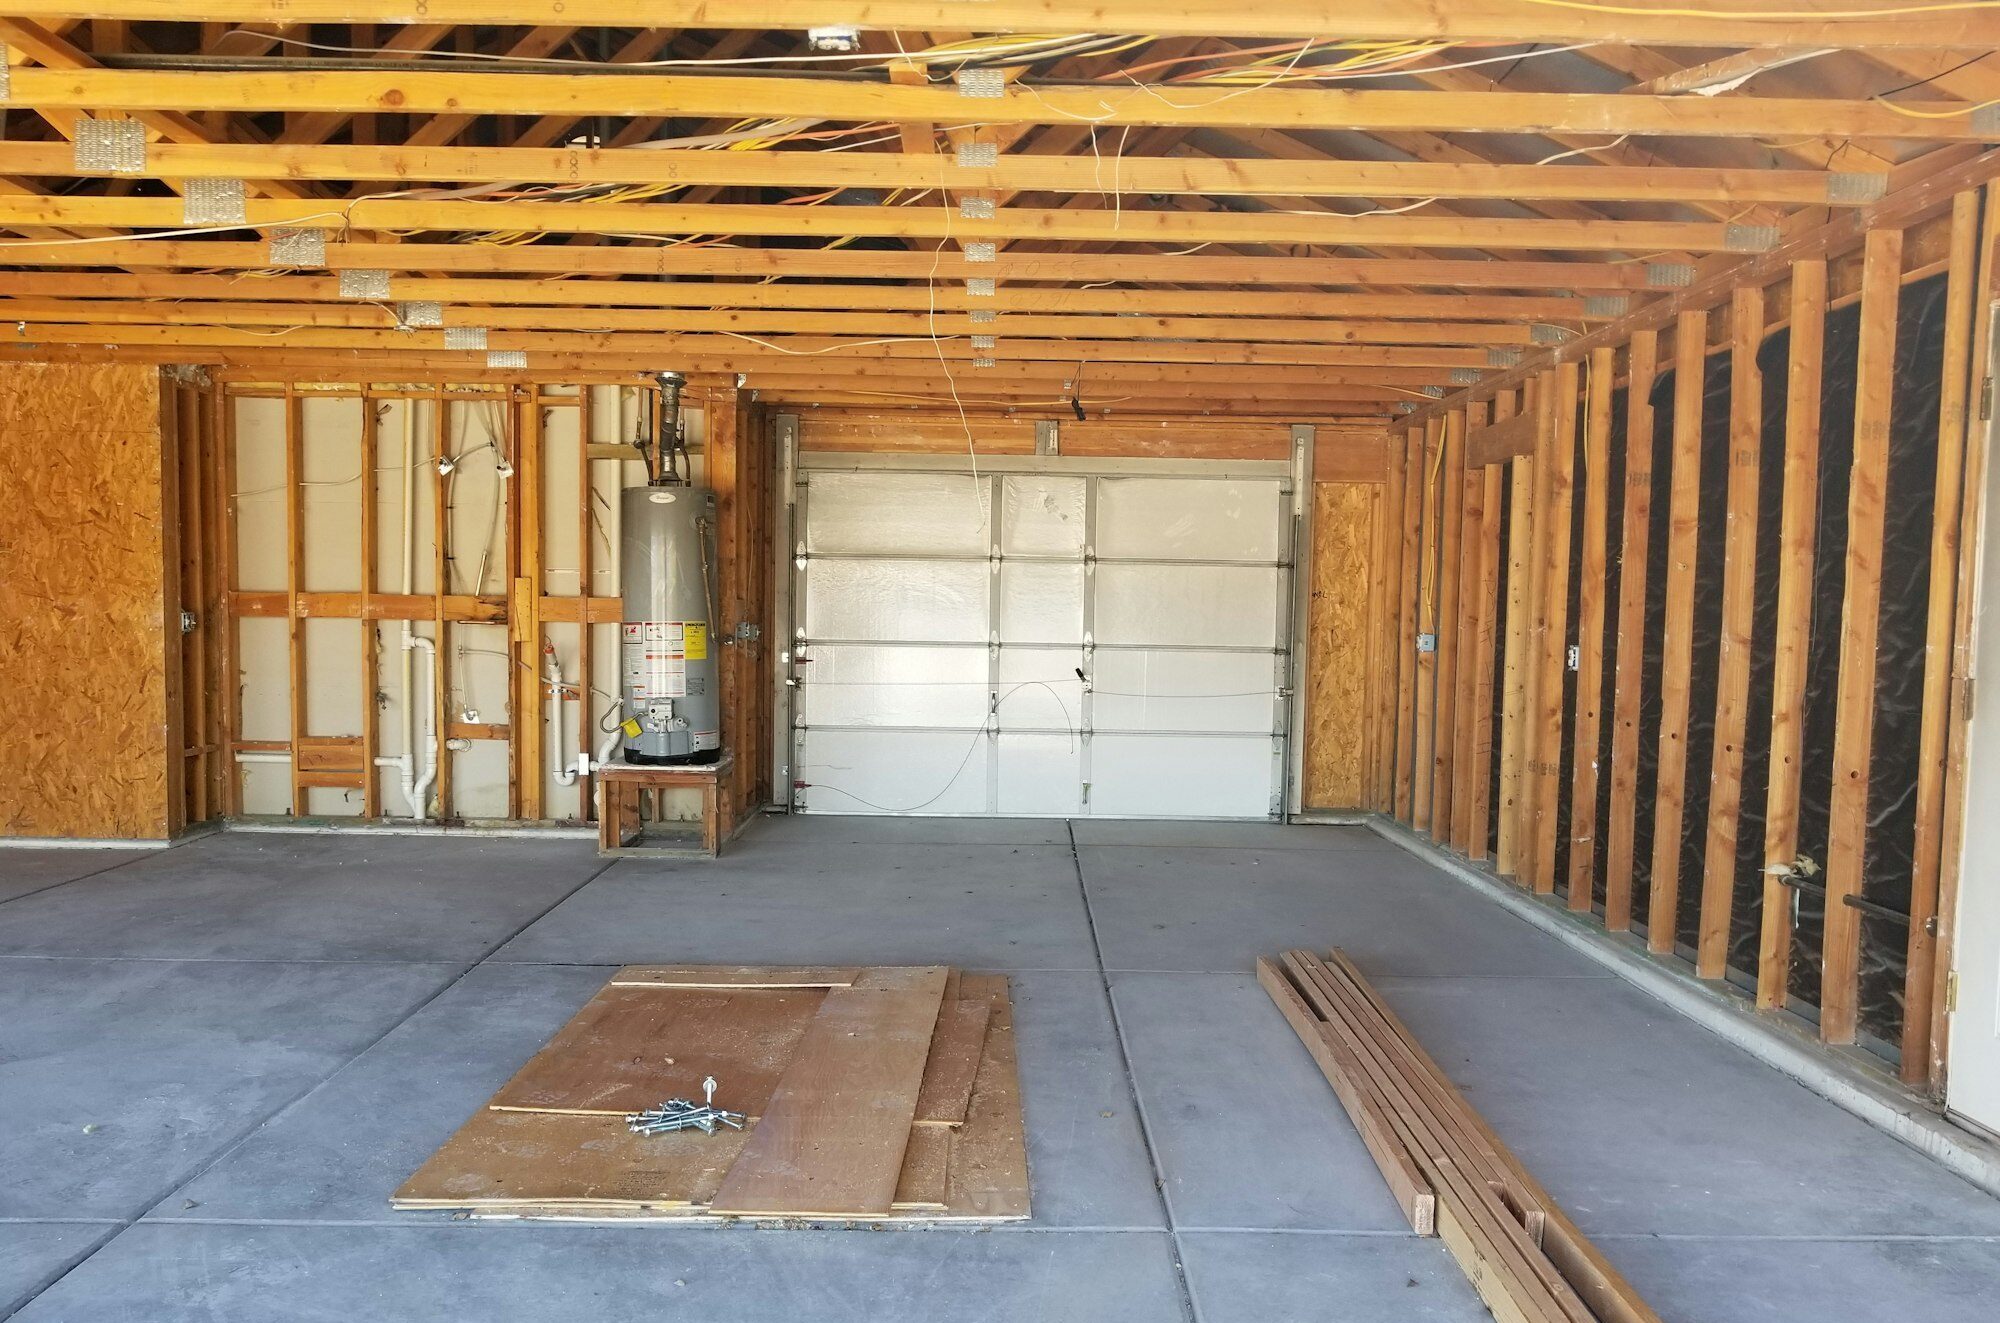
[1065,820,1204,1323]
[0,849,162,910]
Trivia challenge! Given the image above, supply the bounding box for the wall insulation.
[1375,180,1989,1088]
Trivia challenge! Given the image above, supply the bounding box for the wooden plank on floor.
[1279,951,1590,1323]
[941,972,1031,1220]
[1257,956,1436,1235]
[610,965,862,989]
[1821,227,1904,1045]
[486,984,827,1117]
[1647,309,1709,953]
[1757,259,1827,1011]
[393,1107,744,1211]
[1313,950,1662,1323]
[1604,330,1659,932]
[913,998,993,1127]
[709,966,950,1217]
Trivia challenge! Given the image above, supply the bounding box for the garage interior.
[7,4,2000,1319]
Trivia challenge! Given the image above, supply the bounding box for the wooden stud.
[359,394,381,819]
[1529,362,1579,895]
[1567,348,1615,911]
[1646,310,1709,954]
[1604,333,1658,931]
[1468,434,1506,862]
[1374,429,1408,812]
[1758,261,1830,1011]
[284,384,305,817]
[432,390,453,822]
[220,381,243,818]
[1697,287,1766,978]
[517,396,546,823]
[1450,400,1490,854]
[1930,183,2000,1089]
[1495,383,1536,879]
[1393,428,1423,824]
[1515,373,1557,886]
[1821,227,1905,1045]
[1430,410,1464,837]
[1904,192,1982,1081]
[576,385,596,822]
[1412,417,1442,833]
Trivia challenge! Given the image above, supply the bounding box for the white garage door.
[787,459,1295,818]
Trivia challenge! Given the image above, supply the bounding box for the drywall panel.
[0,363,173,838]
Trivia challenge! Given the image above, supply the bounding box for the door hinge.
[1980,374,1993,423]
[1944,969,1959,1014]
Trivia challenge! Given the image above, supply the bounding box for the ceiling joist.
[0,2,1992,48]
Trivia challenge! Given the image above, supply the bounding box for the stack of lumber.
[1260,950,1661,1323]
[395,965,1027,1222]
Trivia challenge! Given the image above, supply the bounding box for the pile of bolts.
[626,1076,745,1136]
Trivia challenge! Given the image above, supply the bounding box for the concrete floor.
[3,819,1999,1321]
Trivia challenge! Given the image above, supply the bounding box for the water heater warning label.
[621,620,702,699]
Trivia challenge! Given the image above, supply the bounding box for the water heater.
[616,372,722,765]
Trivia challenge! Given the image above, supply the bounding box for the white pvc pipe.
[547,644,578,787]
[406,635,438,819]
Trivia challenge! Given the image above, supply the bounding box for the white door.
[789,462,1292,818]
[1949,313,2000,1134]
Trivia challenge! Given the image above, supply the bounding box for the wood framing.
[1566,347,1614,912]
[1757,260,1829,1013]
[1646,311,1709,954]
[1821,227,1906,1047]
[1696,286,1766,979]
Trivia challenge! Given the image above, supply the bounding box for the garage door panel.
[794,464,1290,820]
[1089,733,1277,818]
[803,471,990,555]
[998,560,1085,644]
[998,647,1086,735]
[1094,563,1280,649]
[798,728,990,815]
[998,733,1084,816]
[1093,649,1279,733]
[1095,477,1286,561]
[796,645,988,728]
[1001,475,1087,555]
[804,557,989,642]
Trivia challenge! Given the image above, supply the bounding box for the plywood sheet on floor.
[394,964,1028,1223]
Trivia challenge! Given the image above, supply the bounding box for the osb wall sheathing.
[1303,482,1381,810]
[0,363,175,838]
